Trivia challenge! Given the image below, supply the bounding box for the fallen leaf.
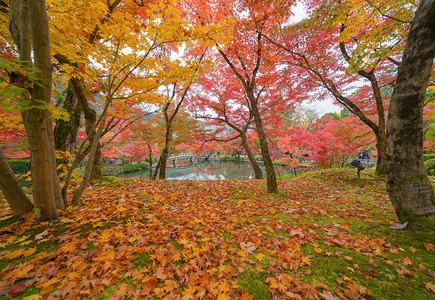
[7,285,26,295]
[35,230,49,241]
[425,282,435,293]
[240,241,256,254]
[319,290,340,300]
[424,243,435,251]
[390,222,408,230]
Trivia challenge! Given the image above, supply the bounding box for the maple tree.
[280,115,375,169]
[151,51,205,180]
[190,63,263,179]
[385,0,435,221]
[263,0,418,176]
[181,0,297,193]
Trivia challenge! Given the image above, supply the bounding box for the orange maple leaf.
[6,248,25,260]
[424,243,435,251]
[425,282,435,293]
[12,264,33,279]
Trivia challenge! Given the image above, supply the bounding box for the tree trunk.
[90,143,103,180]
[386,0,435,222]
[72,110,107,206]
[240,132,262,179]
[375,130,387,176]
[158,147,169,180]
[247,90,278,193]
[70,78,103,180]
[9,0,63,219]
[0,149,33,216]
[152,159,161,180]
[54,80,81,155]
[148,144,153,178]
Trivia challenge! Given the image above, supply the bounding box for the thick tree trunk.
[29,0,64,217]
[0,149,33,216]
[386,0,435,222]
[9,0,63,219]
[247,90,278,193]
[240,132,262,179]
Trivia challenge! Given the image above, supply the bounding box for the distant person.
[362,150,370,159]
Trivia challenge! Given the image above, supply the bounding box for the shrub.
[423,153,435,161]
[122,162,149,173]
[8,159,30,174]
[424,158,435,176]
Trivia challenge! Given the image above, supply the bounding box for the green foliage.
[122,162,150,173]
[7,159,30,174]
[423,153,435,161]
[424,158,435,176]
[322,107,351,120]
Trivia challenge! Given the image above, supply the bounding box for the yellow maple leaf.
[217,293,231,300]
[301,256,311,265]
[13,264,33,278]
[36,277,59,289]
[68,271,81,280]
[172,252,182,262]
[15,235,30,244]
[178,238,189,246]
[255,253,266,262]
[218,281,230,293]
[94,247,116,261]
[194,217,204,224]
[238,249,247,257]
[182,284,196,296]
[128,235,140,243]
[22,295,42,300]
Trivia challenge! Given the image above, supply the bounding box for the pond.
[117,160,299,180]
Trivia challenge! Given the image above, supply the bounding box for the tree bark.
[147,144,153,178]
[240,131,263,179]
[71,108,107,206]
[158,147,169,180]
[8,0,63,220]
[375,130,387,175]
[158,122,172,180]
[246,89,278,193]
[386,0,435,222]
[0,149,33,216]
[54,81,81,155]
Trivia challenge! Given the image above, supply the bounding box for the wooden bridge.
[167,153,210,167]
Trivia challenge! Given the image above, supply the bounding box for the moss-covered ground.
[0,168,434,299]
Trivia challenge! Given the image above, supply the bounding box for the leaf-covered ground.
[0,169,434,299]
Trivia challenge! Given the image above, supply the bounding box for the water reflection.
[118,160,295,180]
